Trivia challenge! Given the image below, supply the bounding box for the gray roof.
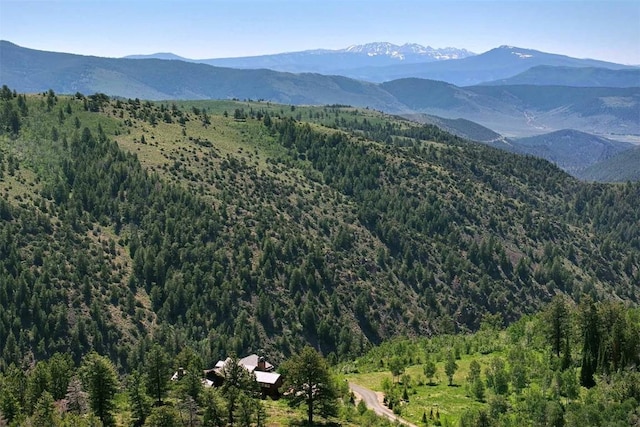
[255,371,281,386]
[239,354,274,371]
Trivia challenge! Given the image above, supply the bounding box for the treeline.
[0,343,370,427]
[1,337,405,427]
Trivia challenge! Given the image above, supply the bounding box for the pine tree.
[580,300,600,388]
[202,388,225,427]
[30,391,59,427]
[80,352,119,427]
[220,355,256,426]
[281,346,338,426]
[48,352,73,400]
[26,360,51,414]
[545,295,569,360]
[145,406,181,427]
[145,344,171,406]
[127,370,151,427]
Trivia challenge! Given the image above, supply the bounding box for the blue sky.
[1,0,639,64]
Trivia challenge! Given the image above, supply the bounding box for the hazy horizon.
[1,0,639,65]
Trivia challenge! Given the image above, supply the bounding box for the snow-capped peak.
[496,45,534,59]
[512,52,533,59]
[341,42,474,61]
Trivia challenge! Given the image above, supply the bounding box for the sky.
[1,0,639,64]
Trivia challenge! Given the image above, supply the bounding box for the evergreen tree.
[80,352,119,427]
[48,352,73,400]
[26,360,51,414]
[238,393,255,427]
[145,406,181,427]
[281,346,338,426]
[127,370,151,427]
[30,391,59,427]
[0,367,24,425]
[545,295,569,361]
[580,300,600,388]
[145,344,171,406]
[255,399,268,427]
[202,388,225,427]
[220,355,256,426]
[472,378,486,401]
[175,346,203,403]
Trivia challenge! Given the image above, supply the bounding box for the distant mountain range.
[0,41,406,111]
[1,39,639,182]
[326,45,634,85]
[123,44,632,86]
[1,40,638,138]
[125,42,476,77]
[121,43,637,86]
[0,42,640,137]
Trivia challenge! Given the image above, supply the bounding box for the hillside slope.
[382,79,640,137]
[510,129,634,174]
[576,145,640,182]
[482,65,640,87]
[0,88,638,371]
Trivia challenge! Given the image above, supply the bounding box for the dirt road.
[348,382,419,427]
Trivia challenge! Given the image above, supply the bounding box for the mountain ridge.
[124,41,475,63]
[2,40,638,147]
[120,42,634,85]
[509,129,634,174]
[348,45,635,84]
[576,145,640,182]
[481,65,640,87]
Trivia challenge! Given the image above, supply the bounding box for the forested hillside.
[1,87,639,376]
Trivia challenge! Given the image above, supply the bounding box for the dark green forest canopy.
[0,88,638,374]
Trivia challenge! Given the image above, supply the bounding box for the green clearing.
[346,352,492,425]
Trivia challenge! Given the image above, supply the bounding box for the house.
[254,370,284,397]
[203,354,283,397]
[170,367,187,381]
